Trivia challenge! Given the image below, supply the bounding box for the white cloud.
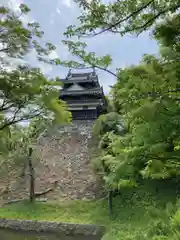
[7,0,23,12]
[1,0,23,11]
[39,64,53,75]
[62,0,72,8]
[20,14,32,25]
[4,0,34,25]
[56,7,61,15]
[49,50,59,59]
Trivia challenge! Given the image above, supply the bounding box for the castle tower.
[59,69,107,120]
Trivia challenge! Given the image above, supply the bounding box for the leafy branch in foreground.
[66,0,180,38]
[0,3,71,157]
[0,4,59,63]
[61,40,116,75]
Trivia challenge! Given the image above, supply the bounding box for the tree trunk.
[28,147,35,202]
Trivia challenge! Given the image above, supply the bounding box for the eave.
[60,88,104,96]
[60,77,98,84]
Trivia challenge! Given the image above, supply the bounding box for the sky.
[1,0,159,93]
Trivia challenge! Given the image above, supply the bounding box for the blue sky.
[4,0,159,93]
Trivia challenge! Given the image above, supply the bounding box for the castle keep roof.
[59,69,107,120]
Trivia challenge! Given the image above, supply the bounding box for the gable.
[67,83,85,91]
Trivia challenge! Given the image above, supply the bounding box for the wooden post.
[28,147,35,202]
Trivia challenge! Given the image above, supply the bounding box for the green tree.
[90,13,180,192]
[110,15,180,181]
[0,4,71,156]
[93,112,125,139]
[0,4,57,60]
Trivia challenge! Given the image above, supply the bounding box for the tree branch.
[133,4,180,36]
[93,65,117,77]
[0,28,6,33]
[72,63,118,77]
[81,0,155,37]
[80,1,180,38]
[0,48,9,52]
[0,102,16,112]
[0,110,42,131]
[61,56,118,78]
[0,98,7,111]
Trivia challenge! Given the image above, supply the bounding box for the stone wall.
[0,219,105,239]
[0,120,102,202]
[37,120,101,200]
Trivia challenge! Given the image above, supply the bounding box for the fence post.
[28,147,35,202]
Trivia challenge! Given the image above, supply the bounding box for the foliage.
[0,4,71,159]
[93,112,125,138]
[90,13,180,191]
[0,116,57,184]
[92,112,133,189]
[61,40,114,74]
[68,0,180,38]
[62,0,180,77]
[110,15,180,182]
[0,4,56,59]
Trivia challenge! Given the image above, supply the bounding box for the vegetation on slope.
[90,12,180,191]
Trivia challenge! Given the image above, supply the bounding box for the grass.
[0,180,180,240]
